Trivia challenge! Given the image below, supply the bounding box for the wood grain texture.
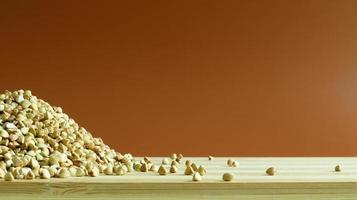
[1,157,357,199]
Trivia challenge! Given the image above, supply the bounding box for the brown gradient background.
[1,0,357,156]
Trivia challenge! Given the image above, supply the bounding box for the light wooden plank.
[1,157,357,199]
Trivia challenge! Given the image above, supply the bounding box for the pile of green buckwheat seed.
[0,90,134,181]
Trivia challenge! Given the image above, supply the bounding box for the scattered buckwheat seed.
[266,167,276,176]
[335,164,342,172]
[222,173,234,181]
[158,165,168,175]
[192,172,202,181]
[170,165,178,173]
[184,165,194,175]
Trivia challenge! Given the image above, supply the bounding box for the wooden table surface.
[1,157,357,200]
